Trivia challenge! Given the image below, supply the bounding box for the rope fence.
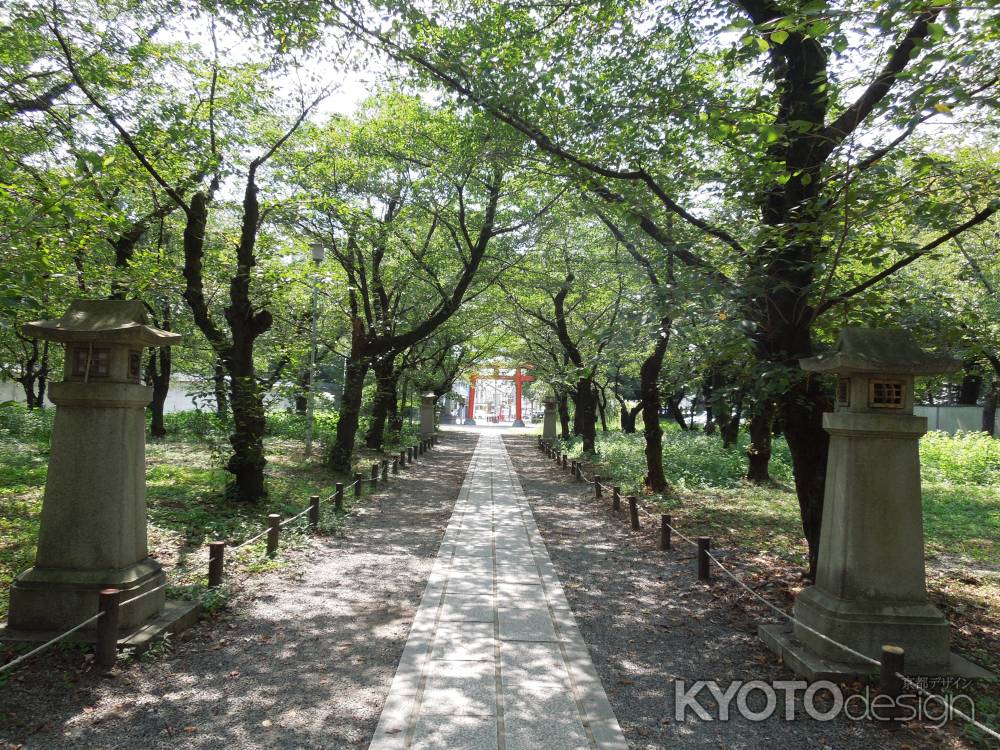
[536,438,999,741]
[0,435,440,678]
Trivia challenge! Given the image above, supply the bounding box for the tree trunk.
[225,333,268,501]
[146,347,171,438]
[328,354,370,472]
[36,342,49,407]
[365,355,398,450]
[574,377,598,453]
[983,381,998,436]
[214,361,229,420]
[745,399,774,483]
[958,368,982,405]
[557,392,571,439]
[597,385,609,433]
[665,395,688,430]
[295,369,309,415]
[639,318,671,491]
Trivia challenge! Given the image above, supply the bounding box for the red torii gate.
[466,366,535,426]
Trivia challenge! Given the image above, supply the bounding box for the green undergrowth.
[549,426,1000,565]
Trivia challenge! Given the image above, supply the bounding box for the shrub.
[920,430,1000,486]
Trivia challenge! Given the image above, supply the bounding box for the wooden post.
[561,454,568,470]
[399,449,407,468]
[697,537,711,582]
[208,541,225,587]
[660,515,671,551]
[267,514,281,557]
[575,462,583,481]
[370,463,379,488]
[309,495,320,529]
[96,587,121,669]
[334,482,344,512]
[353,472,363,498]
[628,496,640,529]
[392,457,399,475]
[407,446,414,464]
[612,486,621,511]
[381,459,389,481]
[879,645,905,724]
[595,476,602,499]
[570,460,576,477]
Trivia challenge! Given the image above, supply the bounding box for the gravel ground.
[503,434,979,750]
[0,432,477,750]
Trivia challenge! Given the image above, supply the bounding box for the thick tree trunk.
[557,392,571,439]
[618,398,641,433]
[639,319,670,491]
[365,355,398,450]
[574,377,598,453]
[225,334,268,501]
[745,399,774,484]
[329,355,370,472]
[958,368,982,405]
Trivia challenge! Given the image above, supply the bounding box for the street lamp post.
[305,243,325,458]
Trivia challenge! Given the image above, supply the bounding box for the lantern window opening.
[869,379,904,409]
[836,378,850,407]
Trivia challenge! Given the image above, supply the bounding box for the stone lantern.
[542,396,557,441]
[6,300,186,637]
[420,392,437,439]
[761,328,987,677]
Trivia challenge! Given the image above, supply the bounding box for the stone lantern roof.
[22,300,181,348]
[800,327,958,376]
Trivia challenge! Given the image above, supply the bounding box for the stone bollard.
[96,587,121,670]
[267,514,281,557]
[208,542,226,587]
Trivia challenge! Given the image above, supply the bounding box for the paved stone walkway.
[369,434,628,750]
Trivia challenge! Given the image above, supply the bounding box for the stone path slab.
[369,434,628,750]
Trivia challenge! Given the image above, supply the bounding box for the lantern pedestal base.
[759,622,992,681]
[512,419,525,427]
[8,557,166,633]
[464,418,477,425]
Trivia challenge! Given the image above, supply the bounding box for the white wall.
[915,405,998,436]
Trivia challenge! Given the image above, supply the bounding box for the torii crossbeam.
[466,366,535,426]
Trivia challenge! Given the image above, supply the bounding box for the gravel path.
[0,432,477,750]
[502,434,975,750]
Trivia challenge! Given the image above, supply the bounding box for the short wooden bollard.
[697,537,711,582]
[334,482,344,512]
[208,541,226,587]
[399,450,407,468]
[267,514,281,557]
[628,496,640,529]
[392,457,399,475]
[879,645,905,723]
[594,476,602,499]
[561,454,568,470]
[660,514,671,551]
[574,462,583,481]
[381,459,389,481]
[96,587,121,669]
[309,495,320,529]
[612,486,621,511]
[353,472,363,498]
[570,460,576,477]
[371,463,379,488]
[407,446,414,463]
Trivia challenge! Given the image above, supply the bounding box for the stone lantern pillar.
[761,328,985,677]
[420,392,437,439]
[6,300,183,635]
[542,397,557,441]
